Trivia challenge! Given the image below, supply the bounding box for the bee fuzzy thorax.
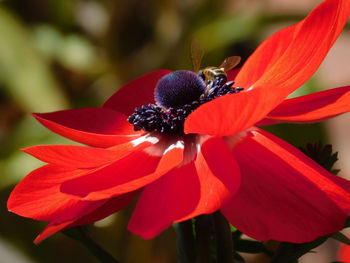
[198,67,227,85]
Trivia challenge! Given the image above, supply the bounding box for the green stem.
[212,211,234,263]
[63,226,120,263]
[174,220,196,263]
[195,215,213,263]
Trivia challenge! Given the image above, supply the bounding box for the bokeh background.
[0,0,349,262]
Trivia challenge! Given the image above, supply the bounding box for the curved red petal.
[254,118,276,126]
[103,70,171,115]
[185,0,350,136]
[236,0,350,92]
[128,136,240,239]
[34,191,138,243]
[226,68,240,82]
[34,221,72,244]
[234,24,295,89]
[263,86,350,124]
[60,139,184,200]
[23,134,155,169]
[252,0,350,97]
[221,128,350,243]
[34,107,141,148]
[23,145,129,168]
[190,136,241,218]
[127,163,198,239]
[8,162,138,236]
[9,136,154,222]
[185,87,274,136]
[8,164,93,221]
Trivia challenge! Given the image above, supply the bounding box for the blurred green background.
[0,0,348,262]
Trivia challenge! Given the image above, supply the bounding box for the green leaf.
[331,232,350,245]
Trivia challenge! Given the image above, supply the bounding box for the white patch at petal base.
[164,140,184,154]
[224,127,257,150]
[131,134,160,147]
[144,136,182,157]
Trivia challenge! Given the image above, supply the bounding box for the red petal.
[103,70,171,115]
[261,86,350,124]
[23,145,128,168]
[34,221,72,244]
[60,139,184,200]
[234,25,294,89]
[226,68,240,82]
[185,87,274,136]
[221,128,350,242]
[185,0,350,136]
[252,0,350,96]
[128,136,240,239]
[34,191,137,243]
[191,136,241,217]
[23,134,156,169]
[34,107,141,148]
[127,163,197,239]
[236,0,350,92]
[8,163,138,239]
[8,164,94,221]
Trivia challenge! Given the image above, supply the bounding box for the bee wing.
[190,39,204,73]
[219,56,241,72]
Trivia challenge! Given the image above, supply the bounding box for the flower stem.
[195,215,213,263]
[212,211,234,263]
[63,226,120,263]
[174,220,196,263]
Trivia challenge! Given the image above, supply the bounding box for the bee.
[190,39,241,85]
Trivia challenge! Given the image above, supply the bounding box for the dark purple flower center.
[155,70,206,108]
[128,70,243,135]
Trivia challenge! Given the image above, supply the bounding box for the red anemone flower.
[7,0,350,244]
